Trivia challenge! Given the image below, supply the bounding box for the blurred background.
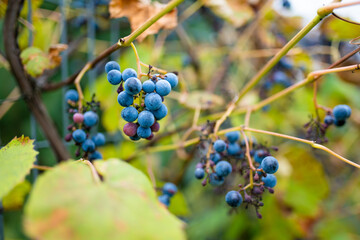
[1,0,360,239]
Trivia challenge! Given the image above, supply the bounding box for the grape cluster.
[305,104,352,143]
[195,131,279,218]
[324,104,352,127]
[64,90,104,160]
[105,61,178,140]
[158,182,178,207]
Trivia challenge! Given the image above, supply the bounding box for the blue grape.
[130,134,141,141]
[225,131,240,143]
[83,111,98,127]
[89,151,103,160]
[163,182,178,197]
[105,61,120,73]
[333,104,351,121]
[273,71,291,87]
[225,191,243,207]
[195,168,205,179]
[334,119,346,127]
[124,77,142,95]
[92,133,105,146]
[227,143,241,156]
[72,129,86,143]
[107,70,122,85]
[209,173,224,186]
[164,73,178,88]
[121,107,138,122]
[210,152,221,164]
[117,91,134,107]
[142,80,156,93]
[137,126,151,138]
[151,104,168,120]
[155,80,171,96]
[65,89,79,102]
[254,149,266,164]
[213,140,226,152]
[82,139,95,152]
[144,93,162,111]
[324,115,334,125]
[158,194,170,206]
[261,174,277,188]
[122,68,137,82]
[138,110,155,128]
[260,156,279,174]
[215,161,232,177]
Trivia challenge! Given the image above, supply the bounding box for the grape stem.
[32,164,52,170]
[240,130,256,189]
[78,159,101,184]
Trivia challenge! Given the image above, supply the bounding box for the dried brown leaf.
[109,0,178,41]
[48,44,68,68]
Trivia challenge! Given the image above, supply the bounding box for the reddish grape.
[123,122,138,137]
[73,113,84,123]
[150,122,160,132]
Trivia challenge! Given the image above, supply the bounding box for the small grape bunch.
[158,182,178,207]
[64,90,105,160]
[324,104,352,127]
[195,131,279,218]
[105,61,178,141]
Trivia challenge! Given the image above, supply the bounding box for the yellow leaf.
[109,0,178,41]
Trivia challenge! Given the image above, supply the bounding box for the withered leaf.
[109,0,178,41]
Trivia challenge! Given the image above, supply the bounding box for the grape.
[144,93,162,111]
[138,110,155,128]
[89,151,103,160]
[225,191,243,207]
[73,113,84,123]
[261,174,277,188]
[122,68,137,82]
[209,173,224,186]
[105,61,120,73]
[146,132,154,140]
[195,168,205,179]
[130,134,141,141]
[82,139,96,152]
[72,129,86,143]
[124,77,142,95]
[210,152,221,164]
[123,122,138,137]
[83,111,99,127]
[164,73,178,88]
[215,161,232,177]
[254,149,266,164]
[162,182,178,197]
[227,143,241,156]
[240,136,257,147]
[282,0,291,9]
[213,140,226,152]
[225,131,240,143]
[333,104,351,120]
[65,133,72,142]
[158,194,170,207]
[117,91,134,107]
[65,89,79,102]
[324,115,334,125]
[155,80,171,96]
[121,107,138,122]
[260,156,279,174]
[92,133,105,146]
[278,57,293,70]
[107,70,122,85]
[150,122,160,132]
[273,71,291,87]
[137,126,152,138]
[334,119,346,127]
[142,80,156,93]
[151,104,168,120]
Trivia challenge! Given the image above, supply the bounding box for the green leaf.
[0,136,37,199]
[24,159,186,240]
[20,47,51,77]
[3,180,31,211]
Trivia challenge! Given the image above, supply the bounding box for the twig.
[32,164,52,171]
